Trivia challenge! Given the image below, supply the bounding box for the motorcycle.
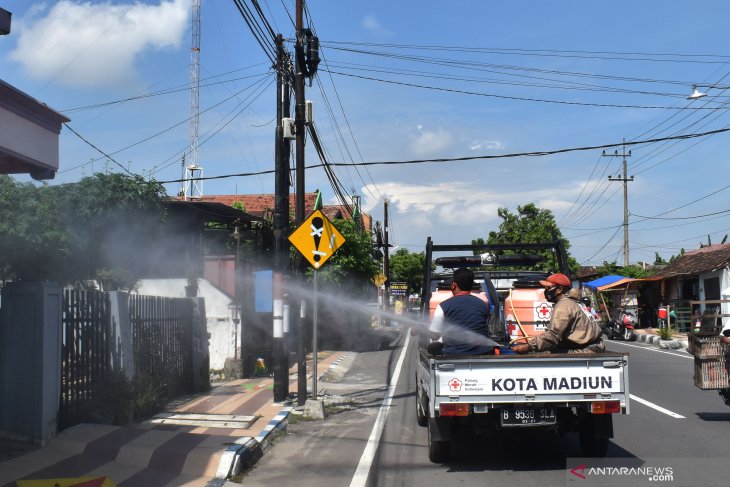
[603,308,637,341]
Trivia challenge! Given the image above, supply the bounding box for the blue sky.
[2,0,730,266]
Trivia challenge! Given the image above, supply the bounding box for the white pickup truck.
[416,349,630,462]
[416,238,630,463]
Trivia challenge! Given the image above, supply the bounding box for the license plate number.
[500,407,556,426]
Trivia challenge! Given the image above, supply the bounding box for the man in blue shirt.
[426,268,496,355]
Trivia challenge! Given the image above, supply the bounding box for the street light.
[687,84,730,100]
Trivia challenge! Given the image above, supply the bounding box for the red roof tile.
[185,194,372,230]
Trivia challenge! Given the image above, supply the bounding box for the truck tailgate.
[430,353,629,410]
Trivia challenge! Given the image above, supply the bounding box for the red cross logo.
[448,378,462,392]
[536,303,552,319]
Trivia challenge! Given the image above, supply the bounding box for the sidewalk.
[0,351,348,487]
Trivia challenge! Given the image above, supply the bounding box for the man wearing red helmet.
[513,273,605,354]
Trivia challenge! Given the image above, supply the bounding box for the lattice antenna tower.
[184,0,203,200]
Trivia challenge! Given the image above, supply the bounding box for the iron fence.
[59,292,196,431]
[59,290,113,430]
[130,295,194,398]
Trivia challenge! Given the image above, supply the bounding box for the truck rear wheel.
[427,418,450,463]
[416,374,427,427]
[579,416,611,457]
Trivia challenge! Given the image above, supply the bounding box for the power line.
[63,124,135,176]
[321,40,730,64]
[59,71,268,113]
[323,70,729,110]
[322,60,722,100]
[157,126,730,184]
[631,208,730,221]
[319,44,706,87]
[59,74,271,175]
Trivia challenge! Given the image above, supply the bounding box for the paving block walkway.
[0,352,345,487]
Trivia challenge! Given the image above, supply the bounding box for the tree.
[0,173,167,288]
[389,248,428,295]
[0,176,67,281]
[481,203,578,274]
[595,261,649,279]
[308,218,379,291]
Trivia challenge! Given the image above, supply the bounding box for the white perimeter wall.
[136,279,238,370]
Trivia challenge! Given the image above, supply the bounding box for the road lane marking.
[349,331,411,487]
[630,394,686,419]
[609,340,692,359]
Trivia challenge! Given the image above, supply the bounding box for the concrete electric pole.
[605,141,633,267]
[272,34,291,403]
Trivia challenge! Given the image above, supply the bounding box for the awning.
[584,275,661,292]
[583,275,627,290]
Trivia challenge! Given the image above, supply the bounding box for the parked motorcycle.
[603,309,637,341]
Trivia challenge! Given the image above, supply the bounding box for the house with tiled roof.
[196,192,372,232]
[651,243,730,328]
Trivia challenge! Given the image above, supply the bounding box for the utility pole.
[383,200,390,318]
[605,140,633,267]
[272,34,290,403]
[294,0,305,225]
[292,0,319,406]
[294,0,307,407]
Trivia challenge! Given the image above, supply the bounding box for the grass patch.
[657,326,675,340]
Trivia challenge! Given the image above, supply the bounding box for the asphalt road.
[241,332,730,487]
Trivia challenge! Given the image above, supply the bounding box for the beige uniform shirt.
[527,288,603,352]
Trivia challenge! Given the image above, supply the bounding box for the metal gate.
[130,295,194,398]
[59,290,113,430]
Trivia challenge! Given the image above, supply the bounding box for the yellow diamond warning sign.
[288,210,346,269]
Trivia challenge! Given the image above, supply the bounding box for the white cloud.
[9,0,190,88]
[410,128,453,156]
[362,14,391,36]
[469,140,504,151]
[360,178,595,247]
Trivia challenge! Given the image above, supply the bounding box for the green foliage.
[389,248,428,295]
[0,174,167,287]
[657,325,675,340]
[307,218,378,289]
[481,203,578,273]
[595,261,649,279]
[84,370,168,425]
[85,369,134,425]
[231,201,245,212]
[130,373,168,420]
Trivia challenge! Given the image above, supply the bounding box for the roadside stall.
[582,275,633,322]
[583,276,662,328]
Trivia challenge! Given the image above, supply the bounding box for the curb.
[218,406,292,479]
[635,333,689,350]
[220,352,356,480]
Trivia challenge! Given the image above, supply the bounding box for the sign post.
[373,274,387,327]
[288,210,345,400]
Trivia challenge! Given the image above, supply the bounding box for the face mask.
[544,286,559,303]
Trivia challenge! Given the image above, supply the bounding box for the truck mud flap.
[428,416,452,442]
[591,414,614,439]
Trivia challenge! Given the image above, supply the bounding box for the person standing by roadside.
[513,273,605,354]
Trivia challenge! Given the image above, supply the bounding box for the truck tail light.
[439,403,469,416]
[591,401,620,414]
